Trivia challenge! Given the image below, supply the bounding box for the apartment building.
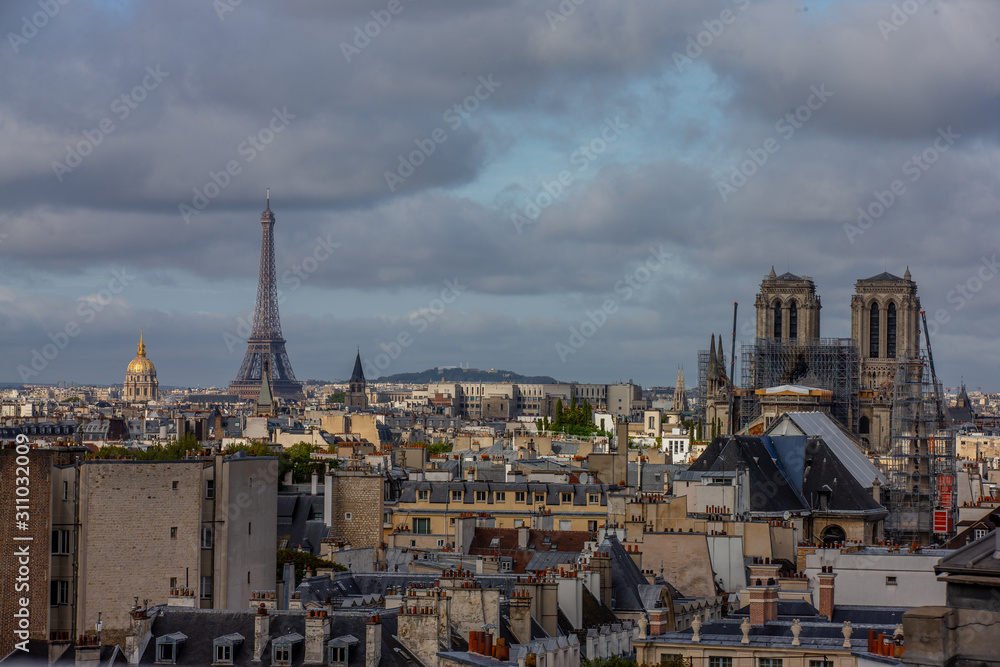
[0,445,277,656]
[388,476,610,548]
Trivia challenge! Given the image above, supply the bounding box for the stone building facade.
[324,467,385,549]
[754,267,822,341]
[2,448,277,656]
[850,269,921,451]
[0,445,87,657]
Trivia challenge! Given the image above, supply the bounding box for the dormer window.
[155,632,187,664]
[212,633,243,665]
[271,634,303,666]
[327,635,359,666]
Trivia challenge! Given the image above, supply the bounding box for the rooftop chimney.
[304,609,331,664]
[748,578,778,626]
[311,472,318,496]
[508,591,532,645]
[167,588,197,608]
[249,590,277,610]
[366,616,382,667]
[517,527,530,549]
[817,565,836,620]
[253,605,270,663]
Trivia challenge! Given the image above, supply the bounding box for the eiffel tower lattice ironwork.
[230,192,303,401]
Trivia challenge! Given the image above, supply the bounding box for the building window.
[273,645,290,665]
[515,492,526,503]
[476,491,487,502]
[157,642,176,664]
[412,518,431,534]
[50,580,69,606]
[451,490,462,502]
[975,528,988,540]
[437,539,445,547]
[172,480,179,490]
[170,577,178,588]
[886,576,897,585]
[205,479,215,499]
[63,481,68,501]
[329,646,347,664]
[345,512,353,521]
[809,662,833,667]
[514,519,525,528]
[709,658,732,667]
[249,522,252,535]
[759,659,783,667]
[51,529,70,555]
[561,492,573,504]
[559,520,572,531]
[588,521,598,531]
[216,644,232,664]
[887,302,897,358]
[201,526,213,549]
[449,517,456,526]
[201,575,213,599]
[534,493,545,503]
[170,527,177,539]
[418,490,429,501]
[772,300,782,338]
[589,493,601,504]
[869,302,880,358]
[495,492,506,502]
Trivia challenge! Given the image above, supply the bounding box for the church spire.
[256,359,274,416]
[350,348,365,384]
[137,330,146,357]
[707,334,718,379]
[768,266,776,280]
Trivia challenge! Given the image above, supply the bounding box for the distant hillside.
[375,368,559,384]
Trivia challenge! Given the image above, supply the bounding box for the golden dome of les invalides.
[124,331,158,402]
[127,331,156,374]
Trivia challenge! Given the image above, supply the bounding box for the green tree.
[276,549,346,586]
[328,391,346,403]
[285,442,326,483]
[424,441,453,456]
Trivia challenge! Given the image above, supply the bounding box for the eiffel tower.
[230,191,304,401]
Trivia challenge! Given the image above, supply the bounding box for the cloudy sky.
[1,0,998,391]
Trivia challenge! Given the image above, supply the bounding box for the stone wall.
[77,461,204,637]
[329,469,384,549]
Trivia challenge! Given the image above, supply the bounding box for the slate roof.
[935,527,1000,576]
[646,616,900,649]
[796,436,886,515]
[689,429,887,517]
[598,534,669,611]
[767,412,886,487]
[688,435,808,514]
[133,608,415,667]
[276,494,329,554]
[467,527,592,574]
[862,272,903,281]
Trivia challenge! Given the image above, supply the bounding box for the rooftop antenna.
[266,187,270,208]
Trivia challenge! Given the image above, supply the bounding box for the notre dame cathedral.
[702,267,921,452]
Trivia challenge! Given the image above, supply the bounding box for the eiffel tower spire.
[230,192,303,401]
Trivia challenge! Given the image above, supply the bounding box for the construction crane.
[920,310,949,427]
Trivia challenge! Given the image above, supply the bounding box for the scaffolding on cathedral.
[696,349,710,416]
[883,353,956,546]
[739,337,860,433]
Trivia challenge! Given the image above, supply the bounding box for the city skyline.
[2,1,999,390]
